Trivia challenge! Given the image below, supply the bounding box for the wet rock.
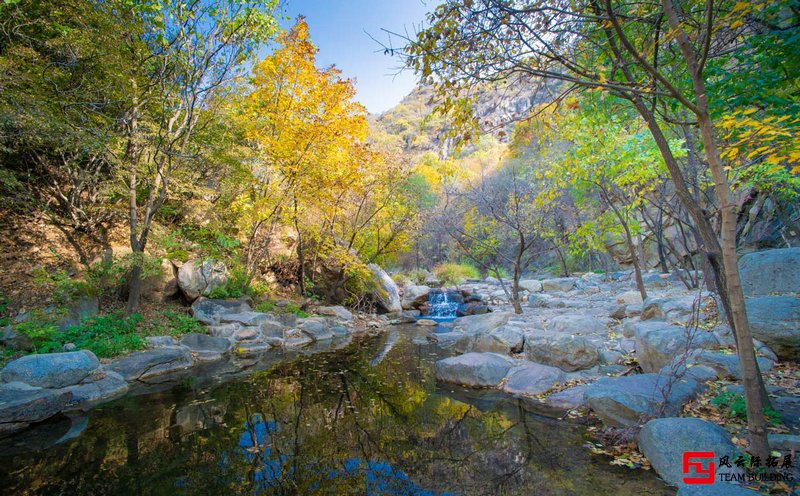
[453,312,514,336]
[191,297,251,325]
[524,331,599,372]
[0,350,100,388]
[233,342,274,355]
[62,370,129,409]
[738,247,800,296]
[518,279,543,293]
[367,263,402,313]
[108,347,193,382]
[416,319,437,326]
[456,301,490,316]
[501,362,564,396]
[745,296,800,361]
[316,305,354,321]
[541,278,576,292]
[633,321,718,373]
[639,418,742,488]
[401,285,431,310]
[0,382,71,431]
[522,385,589,417]
[435,352,514,388]
[585,374,703,427]
[177,259,228,302]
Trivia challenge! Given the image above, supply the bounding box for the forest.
[0,1,798,495]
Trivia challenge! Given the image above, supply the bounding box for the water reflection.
[0,326,671,495]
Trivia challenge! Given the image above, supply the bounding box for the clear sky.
[278,0,433,114]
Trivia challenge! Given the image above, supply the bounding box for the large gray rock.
[616,290,644,305]
[401,285,431,310]
[745,295,800,360]
[299,318,334,341]
[687,350,774,380]
[0,351,100,388]
[191,297,251,325]
[524,331,600,372]
[0,382,72,431]
[62,370,129,409]
[316,305,353,321]
[177,259,228,302]
[434,352,514,387]
[641,296,699,323]
[220,311,273,327]
[367,264,402,313]
[180,333,230,361]
[633,321,718,373]
[501,361,565,396]
[739,247,800,296]
[548,314,607,335]
[453,312,514,335]
[518,279,543,293]
[639,418,742,488]
[585,374,703,427]
[108,347,193,382]
[541,278,576,292]
[141,258,179,303]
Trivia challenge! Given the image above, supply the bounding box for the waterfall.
[423,290,461,322]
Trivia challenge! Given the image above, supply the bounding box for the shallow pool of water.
[0,325,672,495]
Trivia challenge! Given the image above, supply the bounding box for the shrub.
[142,310,205,337]
[282,302,309,318]
[15,309,63,353]
[254,301,276,313]
[432,262,480,286]
[60,313,146,358]
[711,391,782,425]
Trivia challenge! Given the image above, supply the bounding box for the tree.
[395,0,798,457]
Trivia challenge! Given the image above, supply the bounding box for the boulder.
[0,382,71,432]
[367,264,402,313]
[434,352,514,387]
[299,318,334,341]
[146,335,178,348]
[585,374,703,427]
[232,327,261,341]
[518,279,543,293]
[0,326,33,351]
[739,247,800,296]
[57,296,99,330]
[180,333,230,360]
[641,296,698,322]
[62,370,129,409]
[259,320,285,338]
[501,362,565,396]
[177,259,228,302]
[745,295,800,360]
[316,305,353,322]
[456,301,490,316]
[686,350,774,380]
[284,329,313,348]
[0,351,100,389]
[639,418,742,488]
[141,258,179,303]
[490,325,525,352]
[401,285,431,310]
[527,294,564,308]
[220,311,273,327]
[524,331,600,372]
[633,321,718,373]
[548,314,607,335]
[541,278,576,292]
[616,290,644,305]
[453,312,514,336]
[108,347,193,382]
[191,297,251,325]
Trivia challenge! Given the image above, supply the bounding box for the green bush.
[432,262,481,286]
[282,302,309,318]
[60,313,146,358]
[254,301,276,313]
[32,268,95,304]
[142,310,205,337]
[15,309,63,353]
[712,391,782,425]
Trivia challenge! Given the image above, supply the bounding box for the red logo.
[682,451,716,484]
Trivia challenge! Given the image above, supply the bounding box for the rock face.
[177,260,228,302]
[108,347,193,382]
[745,295,800,360]
[367,264,402,313]
[638,418,741,488]
[434,352,513,387]
[585,374,703,427]
[524,331,599,372]
[501,362,564,396]
[633,321,719,373]
[739,247,800,296]
[401,285,431,310]
[0,351,100,389]
[0,383,72,433]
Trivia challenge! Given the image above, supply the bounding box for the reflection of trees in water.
[0,333,670,495]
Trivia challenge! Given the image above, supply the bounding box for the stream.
[0,324,671,495]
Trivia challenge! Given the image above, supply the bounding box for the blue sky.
[278,0,433,114]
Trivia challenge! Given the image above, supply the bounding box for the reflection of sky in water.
[238,415,455,495]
